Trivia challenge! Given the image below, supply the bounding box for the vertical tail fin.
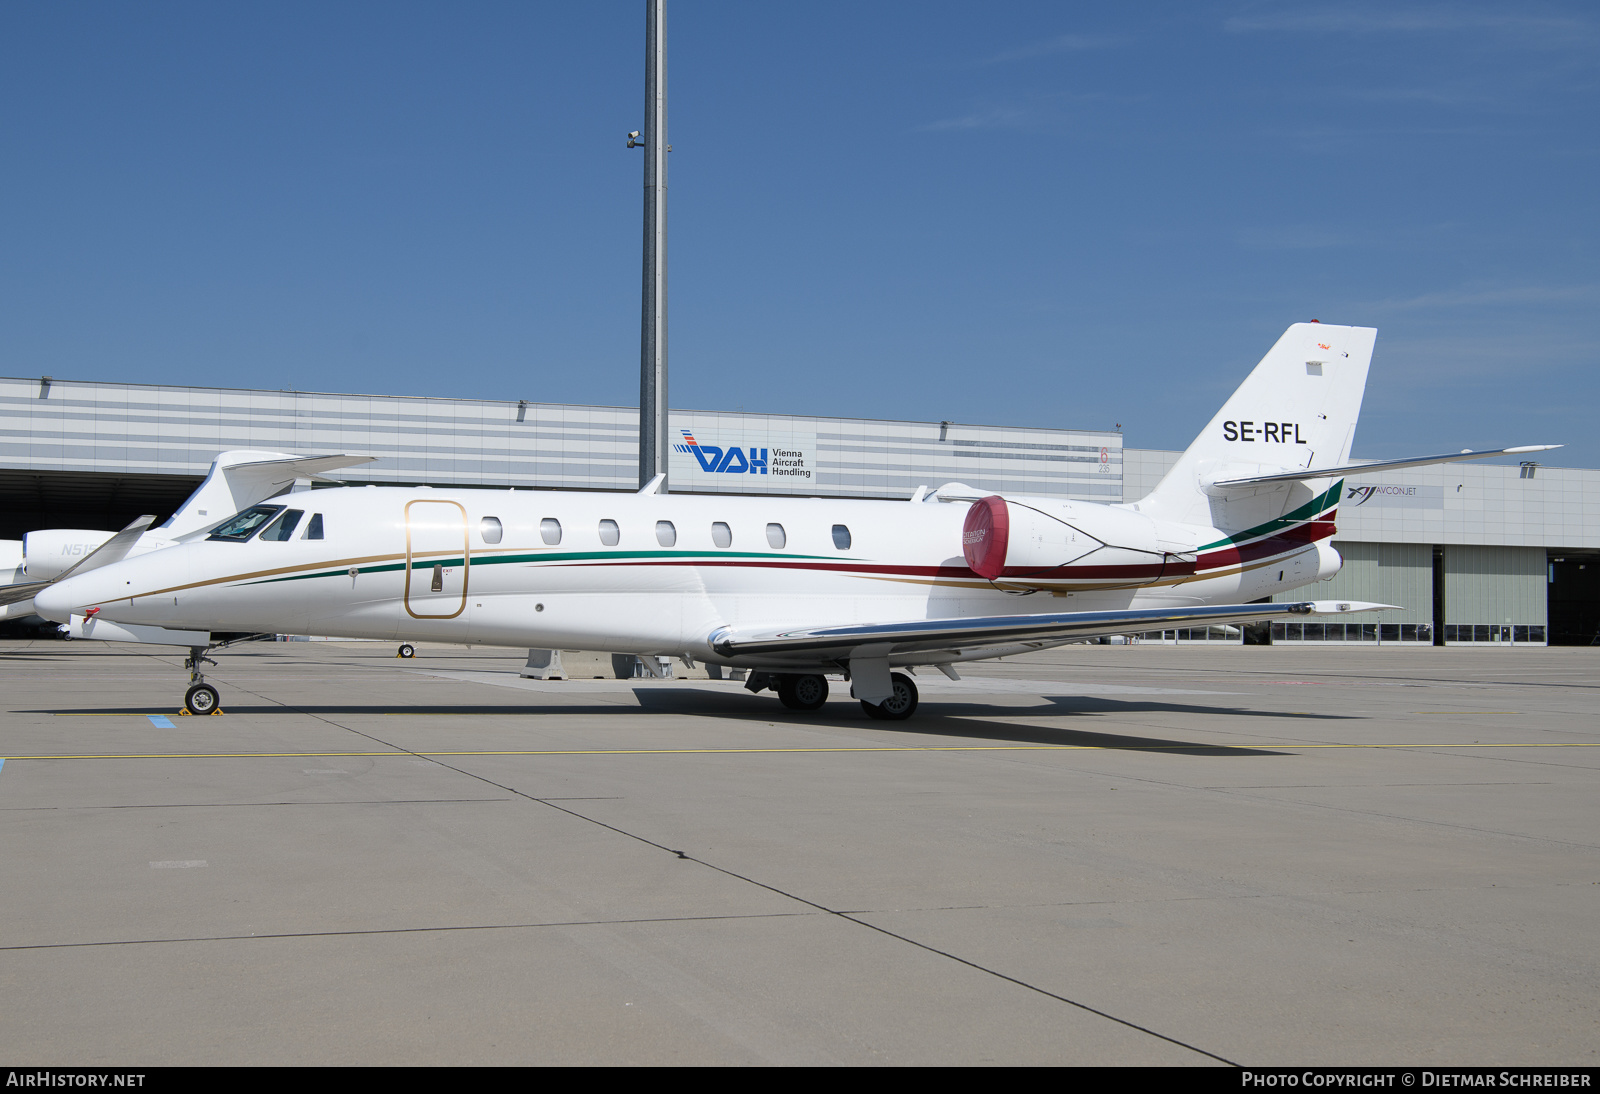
[159,452,377,538]
[1135,322,1375,532]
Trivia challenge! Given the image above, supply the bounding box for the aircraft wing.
[1207,445,1561,490]
[0,515,156,612]
[57,515,158,579]
[709,600,1399,663]
[0,580,52,608]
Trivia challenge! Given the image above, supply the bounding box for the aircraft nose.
[33,576,96,623]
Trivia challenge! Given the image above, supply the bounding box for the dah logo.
[674,430,768,474]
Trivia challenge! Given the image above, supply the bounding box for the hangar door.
[405,500,470,620]
[1548,550,1600,646]
[1442,545,1547,643]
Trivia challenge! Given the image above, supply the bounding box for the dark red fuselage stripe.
[1195,520,1336,571]
[531,518,1334,584]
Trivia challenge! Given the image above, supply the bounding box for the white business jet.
[0,450,375,623]
[33,323,1556,719]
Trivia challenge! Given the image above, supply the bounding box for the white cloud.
[1361,283,1600,312]
[1224,3,1594,45]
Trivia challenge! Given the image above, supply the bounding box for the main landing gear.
[860,672,918,721]
[183,646,222,716]
[777,673,829,711]
[747,671,921,719]
[397,643,416,658]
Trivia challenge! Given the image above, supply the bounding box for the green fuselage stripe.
[1195,480,1343,552]
[242,548,840,588]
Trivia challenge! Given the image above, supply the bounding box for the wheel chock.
[178,709,191,716]
[210,709,225,716]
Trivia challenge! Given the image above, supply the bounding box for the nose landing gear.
[184,683,220,715]
[181,646,223,716]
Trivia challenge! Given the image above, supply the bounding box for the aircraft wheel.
[184,684,219,716]
[776,675,801,709]
[778,673,829,711]
[398,644,416,658]
[861,672,918,720]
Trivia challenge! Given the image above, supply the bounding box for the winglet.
[637,473,667,495]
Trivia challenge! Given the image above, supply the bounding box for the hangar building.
[3,374,1597,645]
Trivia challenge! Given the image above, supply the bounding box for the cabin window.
[766,523,786,549]
[207,505,284,542]
[711,522,732,548]
[599,519,620,546]
[303,513,324,540]
[259,509,304,542]
[832,524,851,550]
[479,516,503,544]
[656,521,677,547]
[540,518,562,545]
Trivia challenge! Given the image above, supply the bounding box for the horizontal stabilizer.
[1207,445,1561,490]
[710,600,1401,664]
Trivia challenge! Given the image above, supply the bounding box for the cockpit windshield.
[207,505,286,542]
[258,509,304,542]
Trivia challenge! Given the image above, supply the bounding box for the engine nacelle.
[20,529,115,580]
[961,496,1102,579]
[962,495,1175,588]
[1315,539,1343,581]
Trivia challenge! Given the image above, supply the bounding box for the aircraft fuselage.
[35,483,1339,669]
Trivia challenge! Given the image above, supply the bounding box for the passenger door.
[404,500,469,619]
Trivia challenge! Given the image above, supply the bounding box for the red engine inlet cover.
[962,496,1010,580]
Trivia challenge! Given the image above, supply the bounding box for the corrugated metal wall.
[0,377,1120,502]
[1443,545,1547,632]
[1297,541,1433,625]
[1275,541,1548,643]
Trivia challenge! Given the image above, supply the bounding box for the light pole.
[631,0,668,491]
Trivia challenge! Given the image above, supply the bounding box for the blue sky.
[1,2,1595,467]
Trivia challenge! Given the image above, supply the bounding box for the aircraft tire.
[777,673,829,711]
[184,683,219,716]
[398,644,416,658]
[860,672,918,720]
